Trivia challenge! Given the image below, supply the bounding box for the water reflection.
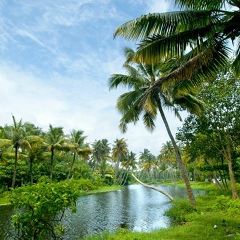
[0,184,206,240]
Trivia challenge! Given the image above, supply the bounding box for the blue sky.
[0,0,184,156]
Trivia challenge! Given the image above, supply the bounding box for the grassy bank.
[80,182,240,240]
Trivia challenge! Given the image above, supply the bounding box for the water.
[0,184,206,239]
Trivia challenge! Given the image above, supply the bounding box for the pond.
[0,184,206,240]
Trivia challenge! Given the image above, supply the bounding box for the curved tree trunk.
[157,101,196,205]
[132,172,174,201]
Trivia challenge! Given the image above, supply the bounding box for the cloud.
[145,0,171,13]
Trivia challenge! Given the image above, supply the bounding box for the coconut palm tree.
[65,130,92,180]
[44,125,65,182]
[22,135,45,185]
[112,138,128,182]
[114,0,237,95]
[1,115,33,188]
[109,48,204,205]
[91,139,111,176]
[139,149,156,180]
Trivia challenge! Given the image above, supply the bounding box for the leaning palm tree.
[109,48,204,205]
[114,0,236,95]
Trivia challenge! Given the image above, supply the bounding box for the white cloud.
[0,1,185,157]
[145,0,171,13]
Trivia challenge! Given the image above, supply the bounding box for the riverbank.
[80,182,240,240]
[0,185,123,206]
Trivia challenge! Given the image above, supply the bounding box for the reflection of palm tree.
[44,125,65,182]
[109,48,203,205]
[65,130,92,179]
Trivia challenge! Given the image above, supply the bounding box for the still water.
[0,184,205,239]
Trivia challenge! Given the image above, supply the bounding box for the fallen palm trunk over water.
[131,173,174,201]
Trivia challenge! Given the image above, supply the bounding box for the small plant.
[10,181,80,239]
[165,199,197,222]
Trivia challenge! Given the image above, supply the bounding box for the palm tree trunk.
[132,172,174,201]
[12,145,18,188]
[67,152,76,180]
[157,101,196,205]
[30,158,34,186]
[50,147,54,183]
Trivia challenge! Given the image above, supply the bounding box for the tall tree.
[109,48,204,205]
[91,139,111,176]
[44,125,65,182]
[112,138,128,182]
[139,149,156,180]
[2,115,32,188]
[65,130,92,180]
[114,0,237,93]
[177,70,240,198]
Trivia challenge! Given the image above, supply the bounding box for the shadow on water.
[0,184,206,240]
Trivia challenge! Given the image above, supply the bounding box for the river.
[0,184,206,239]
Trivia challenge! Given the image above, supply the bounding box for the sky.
[0,0,185,157]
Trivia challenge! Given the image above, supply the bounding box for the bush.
[212,195,240,216]
[73,179,97,191]
[165,199,197,222]
[9,181,80,239]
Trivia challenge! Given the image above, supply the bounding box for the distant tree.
[91,139,111,176]
[44,125,65,182]
[65,130,92,180]
[112,138,128,183]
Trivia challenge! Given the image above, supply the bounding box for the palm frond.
[142,112,156,132]
[174,0,226,9]
[114,10,218,41]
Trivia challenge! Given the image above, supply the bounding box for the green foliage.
[9,181,80,239]
[38,175,51,183]
[212,195,240,216]
[72,179,97,191]
[165,199,197,222]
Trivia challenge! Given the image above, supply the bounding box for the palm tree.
[44,124,65,182]
[2,115,32,188]
[112,138,128,182]
[109,48,204,205]
[139,149,156,180]
[91,139,111,176]
[114,0,237,94]
[22,135,45,185]
[65,130,92,180]
[160,141,178,184]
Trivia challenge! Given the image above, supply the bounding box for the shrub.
[9,181,80,239]
[212,195,240,216]
[165,199,197,222]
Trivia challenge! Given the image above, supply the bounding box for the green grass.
[0,192,10,205]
